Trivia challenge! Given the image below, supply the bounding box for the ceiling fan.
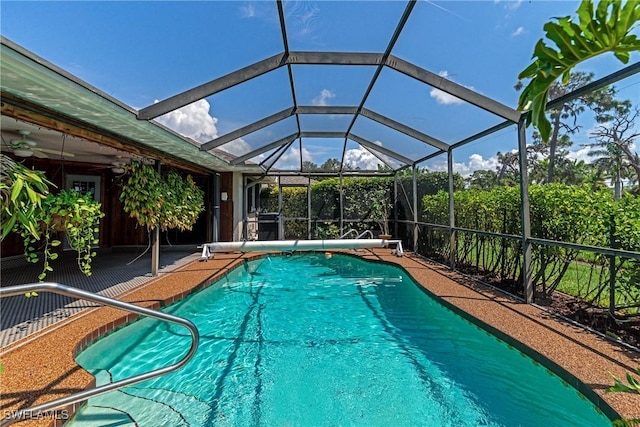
[88,156,130,174]
[2,130,75,159]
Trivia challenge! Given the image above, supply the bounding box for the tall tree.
[588,106,640,192]
[320,158,341,171]
[516,71,619,183]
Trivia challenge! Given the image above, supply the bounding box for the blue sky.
[2,1,638,174]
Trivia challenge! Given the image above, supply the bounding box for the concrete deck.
[0,249,638,426]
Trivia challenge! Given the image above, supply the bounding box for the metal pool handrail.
[0,282,200,426]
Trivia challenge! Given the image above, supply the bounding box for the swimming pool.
[71,253,612,426]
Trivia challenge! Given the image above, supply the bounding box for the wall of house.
[1,155,223,257]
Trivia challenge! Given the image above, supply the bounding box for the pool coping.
[0,249,638,425]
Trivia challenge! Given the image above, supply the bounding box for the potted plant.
[371,185,393,239]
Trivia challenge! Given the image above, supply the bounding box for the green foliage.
[607,367,640,394]
[120,161,204,232]
[517,0,640,141]
[160,172,205,232]
[22,190,104,280]
[120,161,164,228]
[613,419,640,427]
[422,185,639,299]
[1,155,104,280]
[0,154,52,240]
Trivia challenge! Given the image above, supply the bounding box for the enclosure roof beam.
[341,0,417,173]
[263,139,297,174]
[137,53,287,120]
[231,132,300,165]
[287,51,384,66]
[277,1,303,151]
[300,131,346,138]
[396,149,445,174]
[450,120,514,150]
[349,133,414,166]
[259,140,291,168]
[386,55,521,123]
[268,171,395,177]
[360,108,449,151]
[295,106,359,115]
[545,61,640,112]
[360,145,398,171]
[201,107,295,151]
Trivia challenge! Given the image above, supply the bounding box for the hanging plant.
[160,172,204,231]
[120,161,204,232]
[22,190,104,280]
[517,0,640,142]
[0,154,52,241]
[119,161,164,229]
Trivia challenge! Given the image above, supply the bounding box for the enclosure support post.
[278,179,284,240]
[394,174,399,240]
[212,173,221,243]
[517,119,533,303]
[339,173,344,235]
[307,172,312,239]
[151,160,161,276]
[609,215,617,318]
[412,165,418,251]
[447,150,455,269]
[242,176,248,240]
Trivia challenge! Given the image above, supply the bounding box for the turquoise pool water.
[71,253,611,426]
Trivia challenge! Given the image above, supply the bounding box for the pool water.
[71,253,611,426]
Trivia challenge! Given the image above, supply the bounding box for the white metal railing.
[0,282,199,426]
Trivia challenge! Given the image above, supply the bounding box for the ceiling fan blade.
[36,148,75,157]
[32,150,49,159]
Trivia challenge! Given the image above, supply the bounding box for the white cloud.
[512,26,525,37]
[217,138,252,156]
[155,99,218,142]
[344,147,384,170]
[505,0,523,11]
[428,153,500,178]
[240,3,256,18]
[273,146,312,169]
[430,71,474,105]
[495,0,522,11]
[567,146,595,163]
[312,89,335,106]
[155,98,252,157]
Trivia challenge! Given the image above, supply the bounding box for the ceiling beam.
[137,53,287,120]
[348,133,413,166]
[231,132,299,165]
[360,108,449,151]
[200,107,295,151]
[386,55,521,123]
[287,51,384,65]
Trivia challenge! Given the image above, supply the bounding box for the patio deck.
[0,248,638,426]
[0,247,199,347]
